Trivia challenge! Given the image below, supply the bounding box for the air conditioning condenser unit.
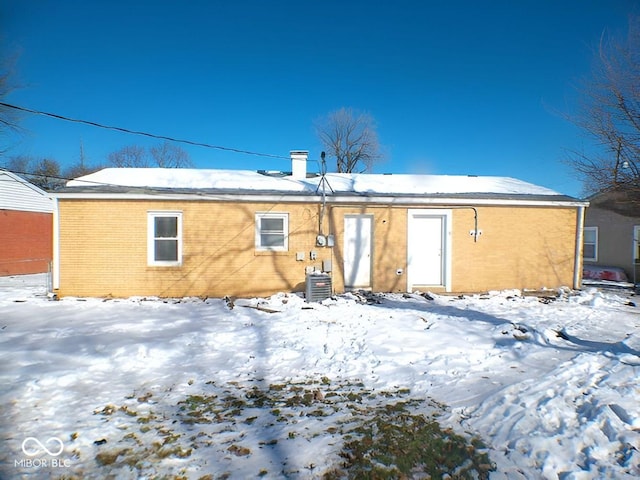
[306,274,332,302]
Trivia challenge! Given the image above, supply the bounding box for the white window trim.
[583,226,598,262]
[633,225,640,264]
[147,211,183,266]
[255,212,289,251]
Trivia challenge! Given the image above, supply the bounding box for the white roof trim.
[53,191,588,208]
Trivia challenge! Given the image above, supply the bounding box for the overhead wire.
[0,101,290,160]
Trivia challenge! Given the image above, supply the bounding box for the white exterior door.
[344,215,372,289]
[407,209,451,291]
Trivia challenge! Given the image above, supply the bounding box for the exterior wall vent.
[305,273,332,302]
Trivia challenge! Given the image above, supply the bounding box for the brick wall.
[451,206,578,292]
[57,200,329,297]
[56,199,579,297]
[0,209,53,276]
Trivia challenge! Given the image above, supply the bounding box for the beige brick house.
[583,189,640,285]
[52,151,588,298]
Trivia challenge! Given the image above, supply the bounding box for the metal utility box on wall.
[305,274,332,302]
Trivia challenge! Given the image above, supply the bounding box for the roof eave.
[53,188,589,207]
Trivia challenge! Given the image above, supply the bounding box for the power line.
[0,102,289,160]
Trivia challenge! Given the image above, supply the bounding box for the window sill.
[255,250,289,256]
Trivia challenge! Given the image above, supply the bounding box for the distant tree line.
[1,141,193,191]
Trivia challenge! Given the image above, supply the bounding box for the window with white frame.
[583,226,598,262]
[255,213,288,251]
[148,212,182,266]
[634,225,640,264]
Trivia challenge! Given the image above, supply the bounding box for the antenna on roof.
[315,151,334,194]
[316,151,334,243]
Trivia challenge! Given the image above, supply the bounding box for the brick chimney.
[290,150,308,180]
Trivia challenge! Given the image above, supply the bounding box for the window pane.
[155,239,178,261]
[583,244,595,260]
[261,233,284,247]
[261,218,283,232]
[155,217,177,238]
[583,229,596,243]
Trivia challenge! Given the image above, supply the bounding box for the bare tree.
[108,143,192,168]
[149,141,193,167]
[108,145,149,167]
[0,55,21,155]
[2,154,30,174]
[315,107,382,173]
[566,15,640,203]
[2,155,63,190]
[30,158,63,191]
[3,148,100,186]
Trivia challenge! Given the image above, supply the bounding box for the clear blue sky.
[1,0,637,197]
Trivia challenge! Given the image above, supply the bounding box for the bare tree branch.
[108,145,150,167]
[0,54,22,155]
[566,15,640,203]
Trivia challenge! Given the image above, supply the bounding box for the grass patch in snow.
[329,402,494,479]
[81,378,494,479]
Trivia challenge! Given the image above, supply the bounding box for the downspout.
[573,205,586,290]
[52,195,60,293]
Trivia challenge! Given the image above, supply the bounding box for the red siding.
[0,210,53,276]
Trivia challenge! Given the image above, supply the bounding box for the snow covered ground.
[1,274,639,479]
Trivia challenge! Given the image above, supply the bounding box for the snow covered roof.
[61,168,584,204]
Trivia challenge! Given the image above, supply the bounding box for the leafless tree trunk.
[315,108,382,173]
[567,15,640,203]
